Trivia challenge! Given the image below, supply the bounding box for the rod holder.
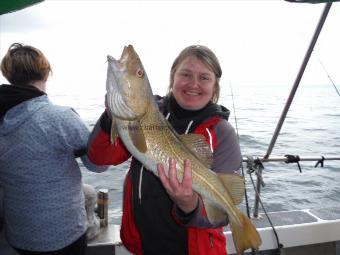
[97,188,109,227]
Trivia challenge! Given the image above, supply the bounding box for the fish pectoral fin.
[218,174,245,205]
[179,133,213,168]
[128,121,147,153]
[203,198,228,224]
[110,118,119,144]
[230,210,262,254]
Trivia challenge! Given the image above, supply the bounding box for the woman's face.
[172,56,216,111]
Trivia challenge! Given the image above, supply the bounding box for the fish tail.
[229,210,262,254]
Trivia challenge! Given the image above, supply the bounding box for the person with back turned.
[0,43,108,255]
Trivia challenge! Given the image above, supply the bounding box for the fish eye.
[136,68,144,77]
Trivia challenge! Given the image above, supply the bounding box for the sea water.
[68,82,340,225]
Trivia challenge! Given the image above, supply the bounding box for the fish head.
[106,45,152,120]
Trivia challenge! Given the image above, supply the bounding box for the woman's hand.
[157,158,198,214]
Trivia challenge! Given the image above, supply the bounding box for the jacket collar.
[0,84,46,118]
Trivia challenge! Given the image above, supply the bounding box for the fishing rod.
[317,58,340,96]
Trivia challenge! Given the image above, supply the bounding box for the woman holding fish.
[88,45,260,254]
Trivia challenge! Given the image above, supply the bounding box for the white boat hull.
[87,207,340,255]
[2,208,340,255]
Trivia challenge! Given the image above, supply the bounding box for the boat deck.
[2,207,340,255]
[86,207,340,255]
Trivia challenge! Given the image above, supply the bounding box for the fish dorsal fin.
[110,118,119,144]
[202,197,228,224]
[179,133,213,169]
[217,173,245,205]
[128,120,147,153]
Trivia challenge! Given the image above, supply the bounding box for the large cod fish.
[106,45,261,254]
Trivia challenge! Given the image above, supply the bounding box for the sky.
[0,0,339,99]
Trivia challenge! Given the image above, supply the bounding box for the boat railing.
[243,154,340,218]
[243,155,340,163]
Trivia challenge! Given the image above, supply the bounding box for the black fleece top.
[0,84,45,118]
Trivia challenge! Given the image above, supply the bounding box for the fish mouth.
[106,53,138,120]
[120,45,132,63]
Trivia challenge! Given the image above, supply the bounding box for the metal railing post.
[263,2,332,160]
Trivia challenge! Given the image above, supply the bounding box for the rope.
[205,128,214,153]
[184,120,194,135]
[248,169,284,254]
[138,165,144,204]
[246,157,284,254]
[284,154,302,173]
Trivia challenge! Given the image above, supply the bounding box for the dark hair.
[0,43,52,86]
[168,45,222,103]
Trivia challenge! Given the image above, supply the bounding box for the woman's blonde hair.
[1,43,52,86]
[168,45,222,103]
